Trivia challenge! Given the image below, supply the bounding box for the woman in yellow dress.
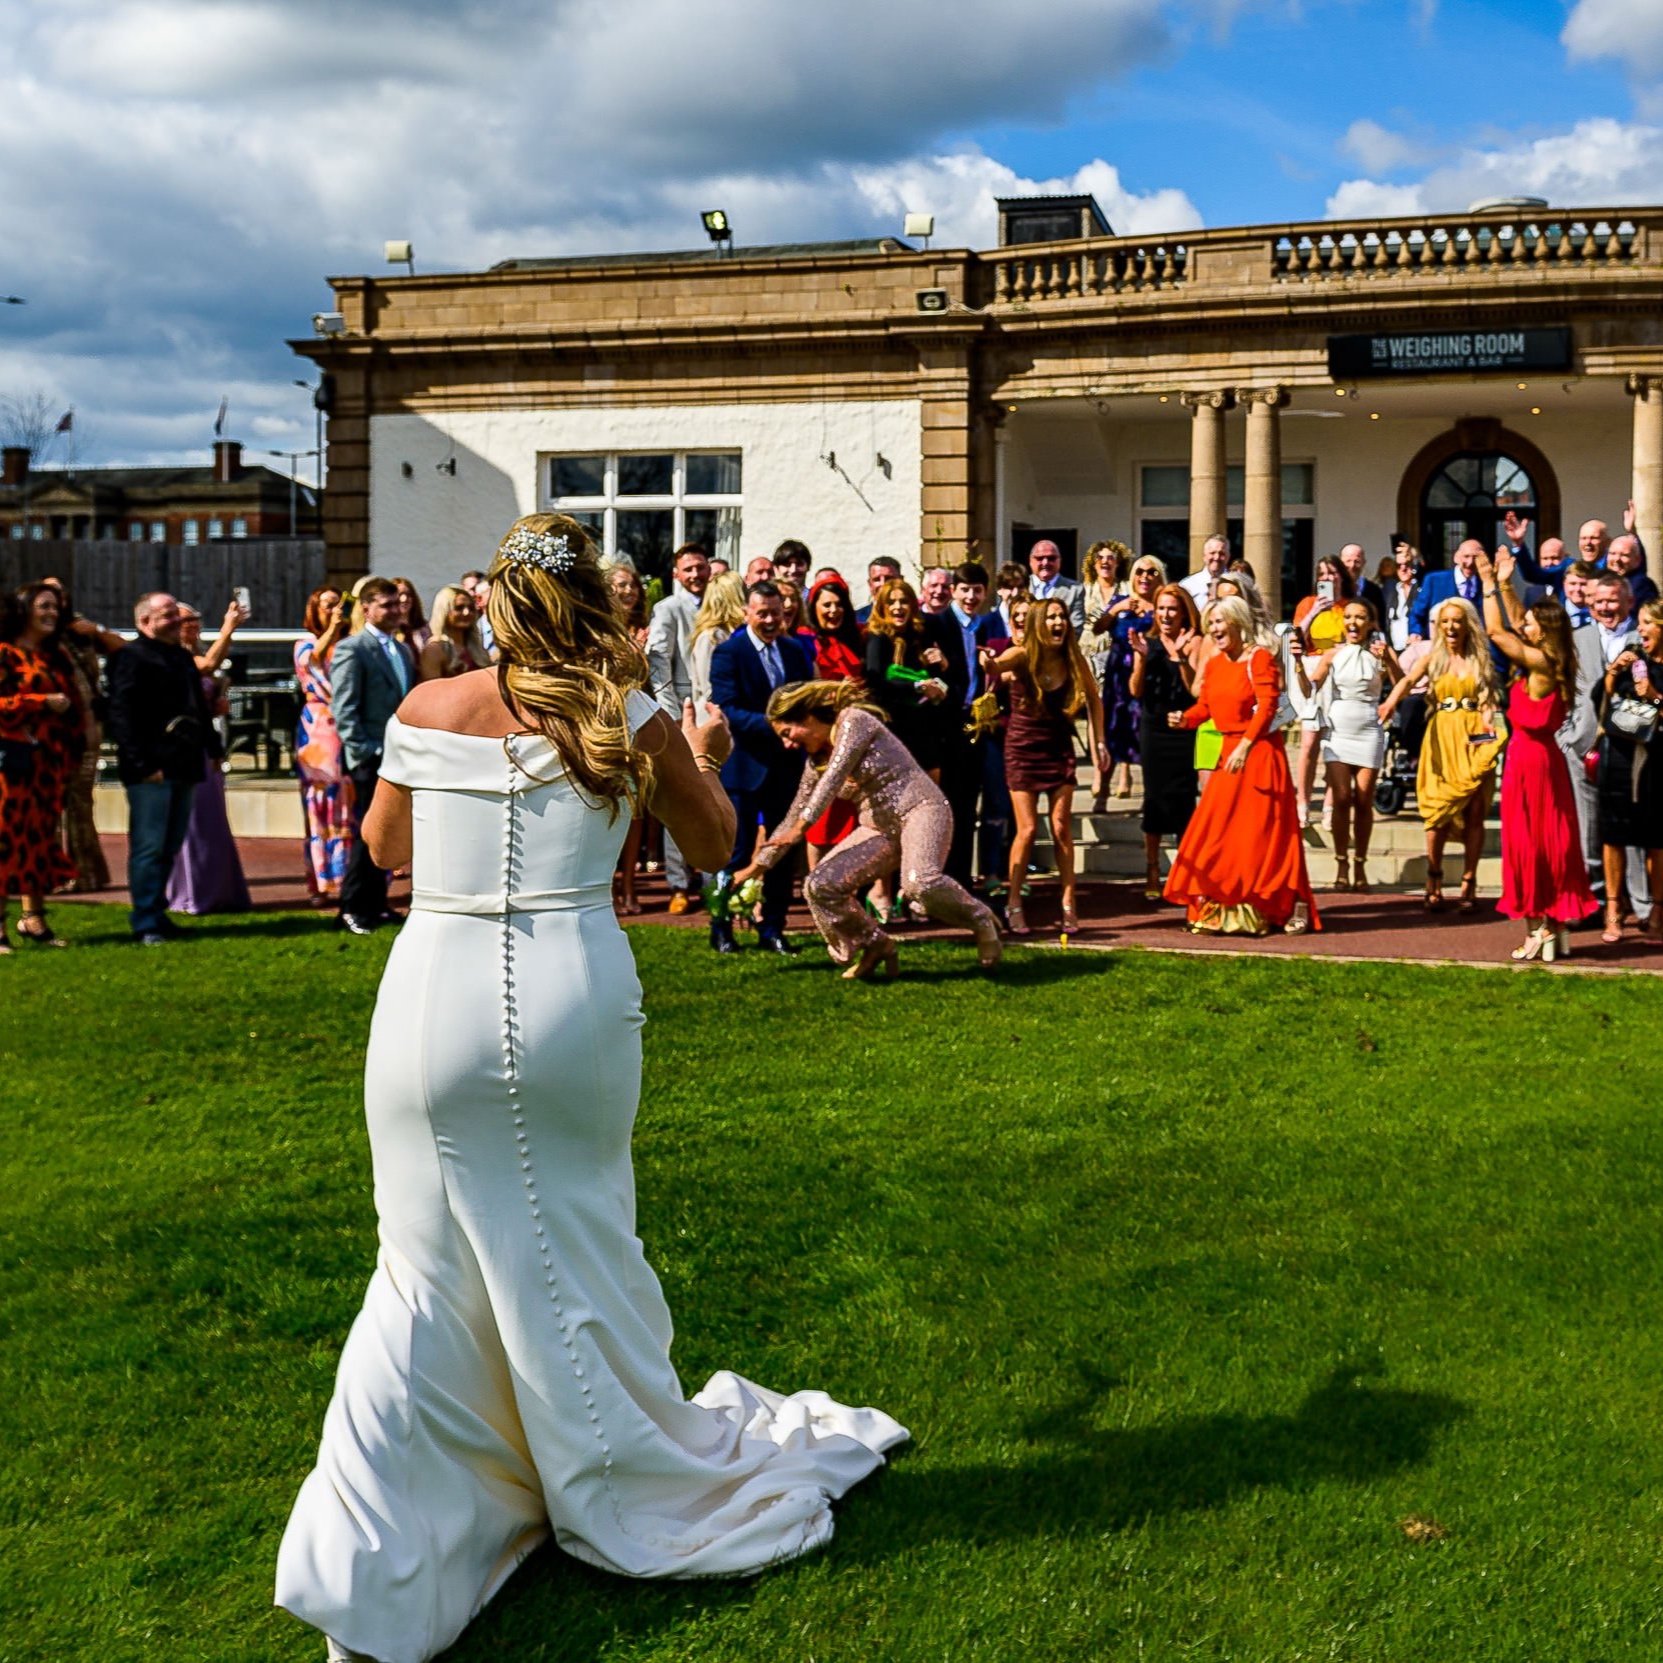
[1381,596,1505,911]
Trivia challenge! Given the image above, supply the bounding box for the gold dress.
[1416,669,1506,828]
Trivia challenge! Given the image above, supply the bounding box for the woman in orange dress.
[1164,596,1318,936]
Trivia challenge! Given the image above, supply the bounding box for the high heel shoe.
[1511,927,1552,962]
[1059,899,1079,933]
[1284,902,1310,936]
[1005,899,1029,937]
[1458,875,1478,913]
[1352,858,1371,894]
[842,938,898,981]
[16,913,67,947]
[1423,873,1444,912]
[1601,902,1622,945]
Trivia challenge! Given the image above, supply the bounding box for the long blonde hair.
[693,571,747,642]
[485,513,651,816]
[1019,595,1091,717]
[429,583,489,664]
[1425,597,1501,706]
[764,678,886,727]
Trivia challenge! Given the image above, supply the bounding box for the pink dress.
[1498,680,1598,924]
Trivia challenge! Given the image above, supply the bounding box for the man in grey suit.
[645,543,712,910]
[332,577,416,934]
[1027,539,1086,636]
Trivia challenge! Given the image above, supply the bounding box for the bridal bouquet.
[701,872,764,926]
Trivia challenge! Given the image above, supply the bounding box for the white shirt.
[747,625,785,687]
[1179,569,1215,607]
[364,621,411,694]
[1598,618,1638,666]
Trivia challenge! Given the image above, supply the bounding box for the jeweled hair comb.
[499,527,579,574]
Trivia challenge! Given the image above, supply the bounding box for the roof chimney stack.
[2,447,29,487]
[213,440,242,483]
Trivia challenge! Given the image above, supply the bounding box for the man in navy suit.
[707,580,811,954]
[930,560,1000,887]
[854,556,902,626]
[1406,538,1485,639]
[332,577,417,934]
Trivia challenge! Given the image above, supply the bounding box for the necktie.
[385,635,409,694]
[764,642,782,688]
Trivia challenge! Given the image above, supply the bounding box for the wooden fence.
[0,539,328,628]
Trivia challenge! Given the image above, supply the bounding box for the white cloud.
[0,0,1193,465]
[1563,0,1663,80]
[1339,119,1432,176]
[1326,117,1663,219]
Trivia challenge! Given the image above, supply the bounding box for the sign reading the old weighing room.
[1328,327,1572,379]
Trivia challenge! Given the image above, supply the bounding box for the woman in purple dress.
[1094,555,1162,804]
[165,600,251,915]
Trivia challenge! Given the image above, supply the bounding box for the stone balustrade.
[1272,213,1646,277]
[981,208,1663,309]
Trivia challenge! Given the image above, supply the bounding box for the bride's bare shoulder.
[396,668,522,737]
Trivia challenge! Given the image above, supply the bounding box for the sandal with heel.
[16,913,67,948]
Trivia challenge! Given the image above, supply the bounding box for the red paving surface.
[57,835,1663,974]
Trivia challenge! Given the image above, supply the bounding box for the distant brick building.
[0,441,314,545]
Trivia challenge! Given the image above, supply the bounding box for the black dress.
[1596,656,1663,850]
[865,630,950,774]
[1137,638,1199,838]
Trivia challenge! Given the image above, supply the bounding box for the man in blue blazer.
[707,580,811,954]
[1406,539,1486,639]
[331,578,418,934]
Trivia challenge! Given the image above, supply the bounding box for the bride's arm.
[641,699,737,872]
[364,778,412,869]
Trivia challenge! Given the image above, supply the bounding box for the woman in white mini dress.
[276,515,906,1663]
[1297,598,1401,891]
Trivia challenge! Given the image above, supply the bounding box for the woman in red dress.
[1475,548,1598,961]
[1164,596,1318,936]
[0,584,83,951]
[801,576,865,865]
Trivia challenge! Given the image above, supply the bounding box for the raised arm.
[1476,548,1539,673]
[642,700,737,873]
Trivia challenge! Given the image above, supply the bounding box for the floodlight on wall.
[701,210,733,255]
[904,211,935,247]
[915,288,950,313]
[312,312,346,336]
[385,239,415,275]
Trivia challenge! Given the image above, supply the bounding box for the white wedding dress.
[276,698,906,1663]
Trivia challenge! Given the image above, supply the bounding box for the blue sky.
[1,0,1659,470]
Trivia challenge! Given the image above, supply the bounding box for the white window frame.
[541,450,743,564]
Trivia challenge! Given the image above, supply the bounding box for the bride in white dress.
[276,515,907,1663]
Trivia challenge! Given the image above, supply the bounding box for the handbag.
[1606,694,1659,741]
[0,736,38,785]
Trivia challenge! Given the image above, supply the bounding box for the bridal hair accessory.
[500,527,579,574]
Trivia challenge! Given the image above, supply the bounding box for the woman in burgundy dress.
[985,596,1105,935]
[1475,548,1597,960]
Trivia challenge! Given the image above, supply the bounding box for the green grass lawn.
[2,908,1661,1662]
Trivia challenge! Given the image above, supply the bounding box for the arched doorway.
[1396,419,1560,568]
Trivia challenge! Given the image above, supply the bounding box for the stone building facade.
[293,204,1663,617]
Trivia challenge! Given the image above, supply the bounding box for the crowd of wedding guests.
[3,498,1660,962]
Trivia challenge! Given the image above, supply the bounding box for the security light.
[312,312,346,336]
[904,212,935,245]
[915,288,949,313]
[385,240,415,275]
[701,210,731,244]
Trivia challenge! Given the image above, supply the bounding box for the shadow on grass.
[757,948,1120,988]
[835,1360,1466,1557]
[445,1362,1464,1658]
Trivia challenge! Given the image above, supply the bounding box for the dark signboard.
[1328,326,1572,380]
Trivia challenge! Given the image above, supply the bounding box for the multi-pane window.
[183,519,201,546]
[544,451,742,581]
[230,517,248,539]
[128,521,145,541]
[1138,462,1316,611]
[149,521,167,543]
[207,518,224,540]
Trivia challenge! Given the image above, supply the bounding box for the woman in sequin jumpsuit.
[739,680,1002,979]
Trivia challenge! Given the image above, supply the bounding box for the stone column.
[1629,374,1663,569]
[992,418,1010,569]
[1181,391,1231,572]
[1240,386,1288,619]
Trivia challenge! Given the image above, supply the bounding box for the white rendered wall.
[368,402,922,606]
